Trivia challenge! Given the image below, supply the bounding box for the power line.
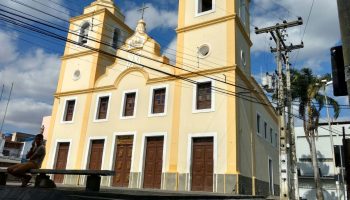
[0,6,272,100]
[5,0,244,90]
[0,13,274,108]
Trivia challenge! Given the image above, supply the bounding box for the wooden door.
[53,142,69,183]
[112,136,133,187]
[191,137,213,192]
[143,137,164,189]
[88,140,104,170]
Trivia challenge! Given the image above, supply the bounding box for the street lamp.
[321,79,346,199]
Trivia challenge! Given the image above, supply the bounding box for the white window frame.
[195,0,216,17]
[93,93,112,122]
[186,132,217,192]
[120,89,138,120]
[148,84,169,117]
[82,136,107,170]
[108,132,137,186]
[60,97,77,124]
[138,132,168,189]
[192,79,215,114]
[48,139,73,183]
[50,139,73,169]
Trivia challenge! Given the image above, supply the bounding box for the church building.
[43,0,279,196]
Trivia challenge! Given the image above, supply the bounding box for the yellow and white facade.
[44,0,279,195]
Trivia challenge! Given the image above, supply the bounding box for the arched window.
[112,28,120,49]
[79,22,90,45]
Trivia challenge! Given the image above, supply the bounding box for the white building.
[295,121,349,200]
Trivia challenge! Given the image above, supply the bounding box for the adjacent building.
[43,0,279,195]
[0,132,34,167]
[295,122,349,200]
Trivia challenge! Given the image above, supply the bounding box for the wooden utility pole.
[256,18,303,199]
[337,0,350,104]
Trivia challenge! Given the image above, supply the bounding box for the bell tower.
[57,0,133,93]
[176,0,251,75]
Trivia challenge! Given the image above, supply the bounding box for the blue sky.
[0,0,348,134]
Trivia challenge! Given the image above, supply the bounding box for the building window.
[264,122,267,139]
[239,0,247,26]
[196,82,212,110]
[196,0,214,15]
[123,92,136,117]
[152,88,166,114]
[79,22,90,45]
[257,114,260,134]
[96,96,109,120]
[112,28,120,49]
[270,128,273,144]
[275,133,278,147]
[63,100,76,122]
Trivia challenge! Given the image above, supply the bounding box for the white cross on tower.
[138,3,149,20]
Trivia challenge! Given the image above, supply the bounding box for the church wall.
[46,94,88,170]
[181,0,231,27]
[253,99,279,195]
[175,74,229,192]
[235,26,251,75]
[60,55,97,92]
[181,23,228,71]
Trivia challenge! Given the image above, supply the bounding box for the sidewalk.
[0,183,266,200]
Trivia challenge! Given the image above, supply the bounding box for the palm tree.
[291,68,340,200]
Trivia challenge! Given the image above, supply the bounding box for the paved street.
[0,183,266,200]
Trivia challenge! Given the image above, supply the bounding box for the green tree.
[291,68,340,200]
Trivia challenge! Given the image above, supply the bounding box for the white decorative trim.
[120,89,138,120]
[198,43,211,59]
[148,84,169,117]
[186,132,217,191]
[82,136,108,170]
[50,139,73,169]
[192,79,215,113]
[108,132,137,186]
[138,132,168,189]
[93,93,112,122]
[195,0,216,17]
[60,97,78,124]
[49,139,72,183]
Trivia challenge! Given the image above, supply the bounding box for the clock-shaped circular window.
[73,70,81,81]
[241,50,247,67]
[198,44,210,58]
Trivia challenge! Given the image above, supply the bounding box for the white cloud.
[163,37,177,64]
[0,0,70,23]
[0,30,60,133]
[0,31,18,64]
[0,98,52,132]
[251,0,340,69]
[124,3,178,32]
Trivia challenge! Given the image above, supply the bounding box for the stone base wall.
[59,172,278,197]
[255,179,270,196]
[238,175,252,195]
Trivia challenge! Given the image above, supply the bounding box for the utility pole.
[336,0,350,104]
[256,18,303,199]
[0,83,13,134]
